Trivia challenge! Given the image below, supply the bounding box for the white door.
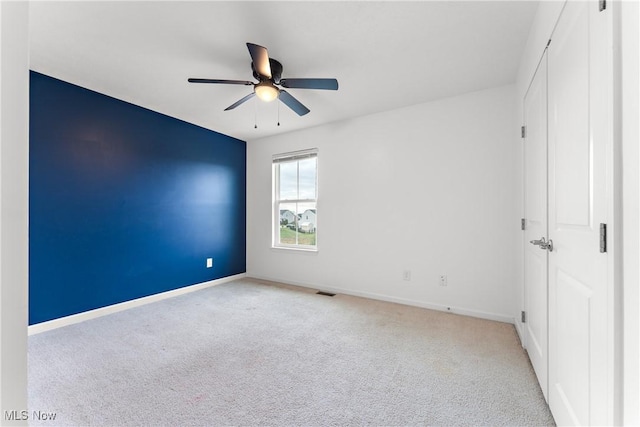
[547,1,612,425]
[523,52,549,401]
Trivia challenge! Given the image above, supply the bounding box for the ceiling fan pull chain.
[254,96,258,129]
[277,93,281,127]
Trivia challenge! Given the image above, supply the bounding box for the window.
[273,149,318,250]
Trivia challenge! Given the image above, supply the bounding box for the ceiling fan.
[188,43,338,117]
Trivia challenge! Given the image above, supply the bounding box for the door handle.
[530,237,546,246]
[529,237,553,252]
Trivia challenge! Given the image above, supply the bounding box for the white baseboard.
[514,317,526,347]
[28,273,246,335]
[247,274,516,325]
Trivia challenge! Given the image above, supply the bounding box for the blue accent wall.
[29,71,246,325]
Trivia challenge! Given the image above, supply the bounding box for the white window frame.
[272,148,318,251]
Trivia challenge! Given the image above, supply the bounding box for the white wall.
[0,1,29,424]
[247,85,518,323]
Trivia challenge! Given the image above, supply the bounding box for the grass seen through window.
[279,226,316,246]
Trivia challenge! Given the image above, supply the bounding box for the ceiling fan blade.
[278,90,310,116]
[188,78,253,85]
[246,43,272,79]
[224,92,256,111]
[280,78,339,90]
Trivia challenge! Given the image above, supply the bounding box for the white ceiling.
[29,1,538,141]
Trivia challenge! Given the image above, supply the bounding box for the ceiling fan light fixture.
[255,82,279,102]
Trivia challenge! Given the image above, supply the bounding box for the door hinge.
[599,0,606,11]
[521,218,526,230]
[521,311,526,323]
[600,223,607,253]
[521,126,526,138]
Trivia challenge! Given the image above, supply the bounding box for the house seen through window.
[273,149,317,249]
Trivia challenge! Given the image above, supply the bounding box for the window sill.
[271,245,318,253]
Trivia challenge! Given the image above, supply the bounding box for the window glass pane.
[278,202,297,245]
[279,161,297,200]
[296,202,316,247]
[298,157,317,200]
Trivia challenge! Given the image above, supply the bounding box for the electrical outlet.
[439,275,447,286]
[403,270,411,281]
[206,258,213,268]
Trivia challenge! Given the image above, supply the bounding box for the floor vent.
[316,291,336,297]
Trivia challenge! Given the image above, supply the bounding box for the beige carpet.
[28,279,555,426]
